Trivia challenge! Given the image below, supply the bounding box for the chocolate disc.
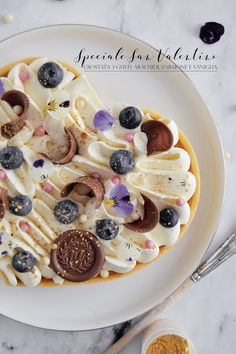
[61,176,104,209]
[50,229,105,282]
[1,90,30,139]
[125,194,159,233]
[41,127,78,164]
[141,120,173,155]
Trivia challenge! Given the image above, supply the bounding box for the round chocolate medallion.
[50,229,105,282]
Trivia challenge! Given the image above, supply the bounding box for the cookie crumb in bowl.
[146,335,189,354]
[142,319,196,354]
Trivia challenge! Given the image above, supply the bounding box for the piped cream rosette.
[0,58,199,286]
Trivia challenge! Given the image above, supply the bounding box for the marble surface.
[0,0,235,353]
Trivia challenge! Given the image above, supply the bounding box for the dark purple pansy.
[0,79,4,98]
[1,250,8,255]
[200,22,224,44]
[108,184,134,217]
[93,110,115,131]
[33,159,45,168]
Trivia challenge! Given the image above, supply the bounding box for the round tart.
[0,57,200,287]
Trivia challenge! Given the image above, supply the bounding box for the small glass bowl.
[142,319,196,354]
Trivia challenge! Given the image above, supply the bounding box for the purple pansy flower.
[200,22,224,44]
[93,110,115,131]
[33,159,45,168]
[0,79,4,98]
[106,184,134,217]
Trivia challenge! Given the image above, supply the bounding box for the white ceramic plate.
[0,25,225,330]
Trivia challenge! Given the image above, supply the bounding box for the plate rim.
[0,23,225,331]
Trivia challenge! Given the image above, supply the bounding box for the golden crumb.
[145,335,189,354]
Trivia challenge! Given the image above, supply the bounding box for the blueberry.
[38,62,63,88]
[0,146,24,170]
[200,22,224,44]
[12,250,36,273]
[160,208,179,228]
[54,199,79,224]
[96,219,119,240]
[9,195,32,216]
[110,150,135,175]
[119,106,142,129]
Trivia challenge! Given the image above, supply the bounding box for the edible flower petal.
[110,184,130,200]
[59,100,70,108]
[200,22,224,44]
[113,199,134,217]
[0,79,4,98]
[93,110,115,131]
[107,184,134,217]
[33,159,45,168]
[45,100,57,112]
